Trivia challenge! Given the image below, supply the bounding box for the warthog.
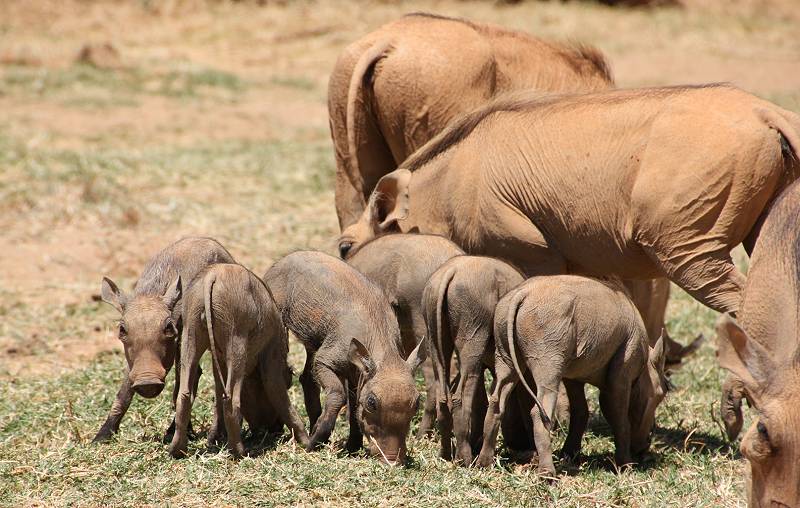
[716,178,800,508]
[329,12,613,228]
[477,275,668,474]
[339,84,800,317]
[264,251,425,465]
[94,237,235,442]
[169,263,309,458]
[343,233,463,437]
[423,255,531,463]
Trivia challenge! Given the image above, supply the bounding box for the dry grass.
[1,0,798,505]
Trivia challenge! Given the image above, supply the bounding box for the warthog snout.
[367,435,406,467]
[132,378,165,398]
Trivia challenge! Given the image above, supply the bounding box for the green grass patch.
[0,284,750,506]
[270,75,317,92]
[0,63,246,103]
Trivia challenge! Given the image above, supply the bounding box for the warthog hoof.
[475,452,495,468]
[92,429,114,444]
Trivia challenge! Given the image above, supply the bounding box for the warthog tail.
[345,39,393,189]
[203,271,226,400]
[505,289,551,430]
[433,266,457,412]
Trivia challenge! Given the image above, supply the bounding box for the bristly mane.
[405,12,468,23]
[404,12,614,84]
[565,43,614,83]
[401,83,731,173]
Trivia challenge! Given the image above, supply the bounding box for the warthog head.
[717,314,800,508]
[100,276,182,399]
[338,170,411,260]
[629,332,668,455]
[349,338,425,466]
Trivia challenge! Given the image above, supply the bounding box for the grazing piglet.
[95,236,235,442]
[476,275,667,474]
[264,251,424,465]
[423,255,529,463]
[344,233,464,437]
[169,263,309,458]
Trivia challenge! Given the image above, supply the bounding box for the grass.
[0,274,750,506]
[2,0,798,505]
[0,64,246,102]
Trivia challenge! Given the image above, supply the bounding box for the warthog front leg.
[416,359,438,439]
[300,347,321,429]
[599,380,633,469]
[560,380,588,461]
[307,365,347,451]
[345,377,362,453]
[93,368,134,443]
[164,339,200,442]
[169,327,203,458]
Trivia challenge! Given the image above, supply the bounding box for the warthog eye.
[163,319,178,339]
[365,393,378,413]
[757,421,769,442]
[745,419,775,459]
[338,242,353,259]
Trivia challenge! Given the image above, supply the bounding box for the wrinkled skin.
[344,233,463,437]
[94,237,235,443]
[330,12,613,230]
[264,251,424,465]
[476,276,667,474]
[340,85,800,318]
[422,255,533,464]
[169,264,309,458]
[715,179,800,508]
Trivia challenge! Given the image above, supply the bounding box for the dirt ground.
[0,0,798,377]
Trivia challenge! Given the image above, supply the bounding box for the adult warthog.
[329,12,612,230]
[339,84,800,316]
[716,178,800,508]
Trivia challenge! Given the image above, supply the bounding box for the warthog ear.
[349,338,376,378]
[100,277,126,314]
[162,276,182,311]
[716,313,774,405]
[406,338,427,372]
[367,169,411,232]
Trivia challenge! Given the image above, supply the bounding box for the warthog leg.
[416,359,438,439]
[599,374,634,469]
[93,368,134,443]
[476,359,518,468]
[307,365,347,451]
[560,380,588,461]
[169,326,203,458]
[345,377,362,453]
[258,341,310,448]
[300,347,321,429]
